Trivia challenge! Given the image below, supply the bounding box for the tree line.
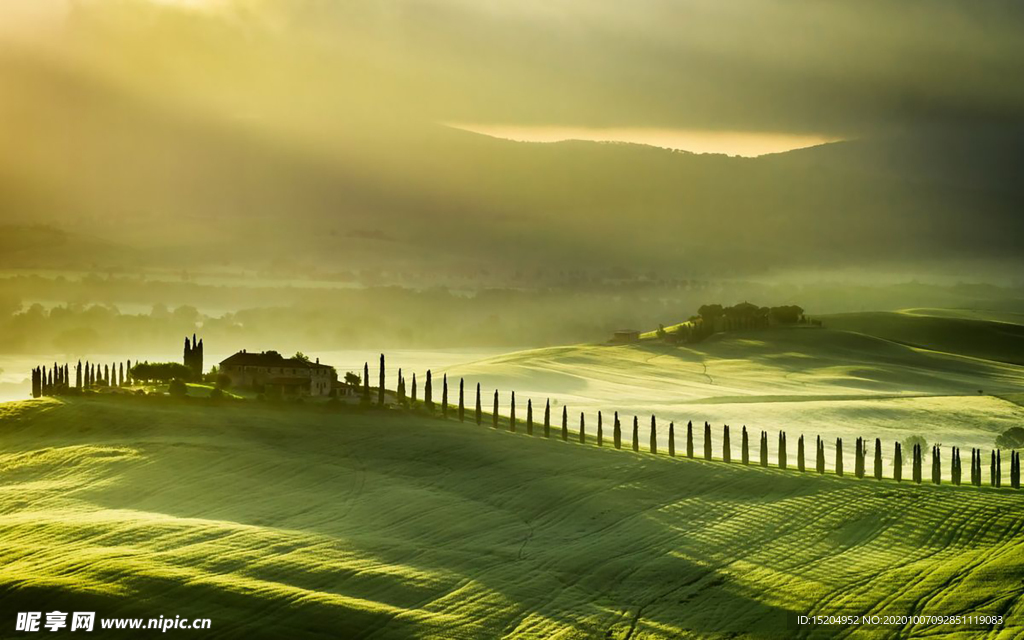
[359,355,1023,491]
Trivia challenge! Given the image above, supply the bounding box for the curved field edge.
[0,397,1022,639]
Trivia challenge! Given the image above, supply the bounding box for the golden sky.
[448,124,840,157]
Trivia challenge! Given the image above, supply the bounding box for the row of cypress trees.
[370,357,1023,489]
[32,360,134,398]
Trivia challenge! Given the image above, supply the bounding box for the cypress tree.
[779,432,787,470]
[412,373,417,403]
[971,448,978,486]
[952,447,961,486]
[562,406,569,441]
[397,369,405,404]
[667,421,674,456]
[996,450,1002,488]
[104,364,109,386]
[492,390,499,428]
[379,354,385,406]
[703,422,712,460]
[442,374,449,418]
[686,421,694,458]
[649,416,656,453]
[526,399,533,435]
[894,442,903,482]
[425,371,433,410]
[1012,451,1020,489]
[459,379,465,422]
[722,425,730,463]
[760,431,768,467]
[933,446,942,485]
[632,416,639,452]
[84,361,91,389]
[509,391,516,432]
[817,436,826,474]
[475,383,482,425]
[580,413,586,444]
[836,438,844,477]
[363,363,370,402]
[598,411,604,447]
[741,426,749,465]
[119,362,124,387]
[76,361,82,389]
[991,450,996,486]
[127,359,132,385]
[797,435,805,472]
[614,412,622,449]
[544,400,551,438]
[912,444,922,484]
[873,438,882,480]
[854,437,864,479]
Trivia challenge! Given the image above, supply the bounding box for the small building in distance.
[219,350,335,396]
[610,329,641,344]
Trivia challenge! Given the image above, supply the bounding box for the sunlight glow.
[447,124,841,157]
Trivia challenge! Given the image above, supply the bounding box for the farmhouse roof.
[220,350,332,369]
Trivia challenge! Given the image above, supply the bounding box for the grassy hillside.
[0,397,1022,638]
[818,311,1024,366]
[442,325,1024,473]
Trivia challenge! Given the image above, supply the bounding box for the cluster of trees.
[659,301,817,343]
[31,359,136,397]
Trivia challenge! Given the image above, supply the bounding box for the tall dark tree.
[598,412,604,447]
[817,436,826,474]
[379,354,386,406]
[970,449,978,486]
[76,361,82,389]
[873,438,882,480]
[544,400,551,438]
[526,399,533,435]
[442,374,449,418]
[397,368,406,404]
[912,444,922,484]
[894,442,903,482]
[667,421,674,456]
[85,361,91,389]
[458,379,465,422]
[425,371,433,411]
[127,359,132,385]
[509,391,516,432]
[933,446,942,485]
[854,437,864,479]
[562,406,569,441]
[614,412,622,449]
[996,450,1002,488]
[741,426,749,465]
[836,438,844,477]
[412,373,417,403]
[475,383,482,425]
[990,450,997,487]
[952,447,961,486]
[722,425,730,463]
[649,416,656,454]
[632,416,640,452]
[797,435,805,472]
[1012,451,1020,490]
[686,421,694,458]
[104,364,109,386]
[778,432,787,470]
[760,431,768,467]
[703,422,712,460]
[119,362,124,387]
[492,390,499,428]
[580,413,587,444]
[363,362,370,402]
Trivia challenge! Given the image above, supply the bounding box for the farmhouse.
[610,329,640,344]
[219,350,336,396]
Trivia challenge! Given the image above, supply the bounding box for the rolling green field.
[443,317,1024,477]
[0,397,1022,638]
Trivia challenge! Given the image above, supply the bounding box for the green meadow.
[0,396,1022,639]
[443,312,1024,478]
